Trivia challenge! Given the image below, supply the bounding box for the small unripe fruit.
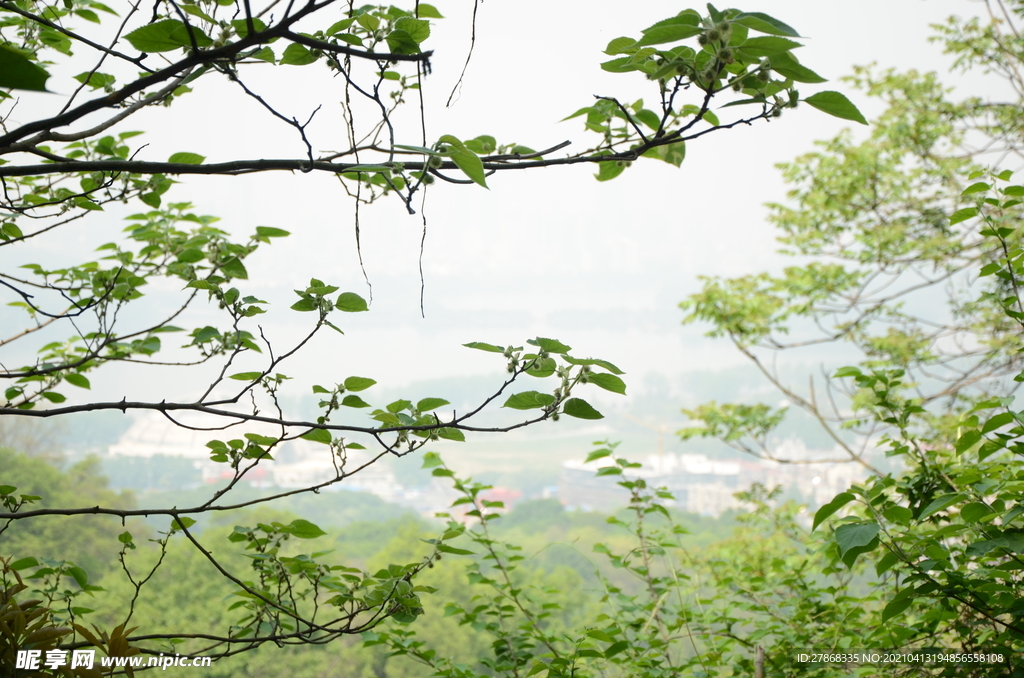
[427,155,443,169]
[706,29,721,42]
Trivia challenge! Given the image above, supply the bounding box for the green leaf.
[437,543,473,555]
[734,12,800,37]
[341,394,371,408]
[918,493,963,520]
[503,391,556,410]
[286,519,326,539]
[280,43,318,66]
[835,522,880,557]
[40,391,66,403]
[563,398,603,420]
[585,448,612,463]
[394,17,430,43]
[421,451,443,468]
[220,257,248,279]
[118,531,133,544]
[463,341,504,353]
[64,373,91,389]
[10,557,39,571]
[301,428,332,444]
[0,44,51,91]
[439,135,487,188]
[955,430,982,454]
[949,207,978,225]
[168,152,205,165]
[962,182,991,195]
[416,397,450,412]
[604,640,630,657]
[337,292,368,312]
[587,373,626,395]
[770,52,826,83]
[291,297,318,312]
[67,565,90,589]
[124,19,212,53]
[596,158,628,182]
[344,376,376,391]
[604,36,637,55]
[437,427,465,442]
[563,356,625,375]
[875,550,899,576]
[643,140,686,167]
[881,596,913,622]
[961,501,993,523]
[812,492,854,530]
[416,4,443,18]
[635,23,702,47]
[982,411,1015,433]
[256,226,290,238]
[882,506,913,525]
[229,371,263,381]
[529,337,572,354]
[802,91,868,125]
[172,516,196,531]
[736,36,802,57]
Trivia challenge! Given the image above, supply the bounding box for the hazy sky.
[1,0,995,427]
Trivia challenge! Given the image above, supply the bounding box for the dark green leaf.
[918,493,963,519]
[341,394,371,408]
[439,135,487,188]
[802,91,868,124]
[587,373,626,395]
[734,12,800,37]
[64,373,91,389]
[881,597,913,622]
[437,427,465,441]
[286,519,326,539]
[0,45,51,91]
[812,492,854,530]
[281,43,318,66]
[301,428,332,444]
[835,522,880,557]
[416,397,449,412]
[10,557,39,571]
[770,52,826,83]
[563,398,603,420]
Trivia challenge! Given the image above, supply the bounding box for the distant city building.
[107,412,398,496]
[558,442,867,516]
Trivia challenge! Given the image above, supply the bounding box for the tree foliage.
[0,0,863,672]
[680,0,1024,669]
